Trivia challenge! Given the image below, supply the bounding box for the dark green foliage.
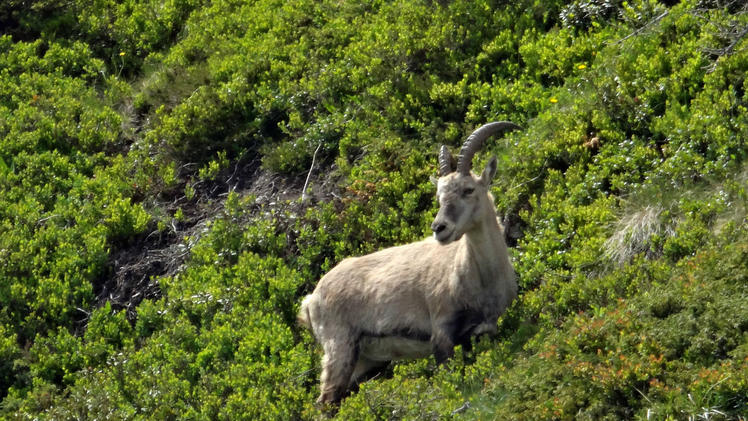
[1,0,746,419]
[470,239,748,420]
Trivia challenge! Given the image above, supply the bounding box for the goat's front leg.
[430,323,456,365]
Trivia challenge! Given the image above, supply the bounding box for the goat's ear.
[429,175,439,186]
[480,156,498,186]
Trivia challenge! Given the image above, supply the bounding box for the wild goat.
[298,122,520,404]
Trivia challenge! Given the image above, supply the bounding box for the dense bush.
[1,0,746,419]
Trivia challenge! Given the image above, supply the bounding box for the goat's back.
[300,238,459,336]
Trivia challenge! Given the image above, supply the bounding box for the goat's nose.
[431,222,447,234]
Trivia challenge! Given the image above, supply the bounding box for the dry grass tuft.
[604,205,674,265]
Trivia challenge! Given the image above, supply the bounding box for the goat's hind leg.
[317,334,358,405]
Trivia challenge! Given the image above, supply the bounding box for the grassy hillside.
[1,0,746,419]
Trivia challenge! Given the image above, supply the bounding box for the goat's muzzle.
[431,220,456,244]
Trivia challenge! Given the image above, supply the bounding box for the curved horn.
[438,145,455,176]
[456,121,522,175]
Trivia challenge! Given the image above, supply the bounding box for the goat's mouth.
[434,228,460,244]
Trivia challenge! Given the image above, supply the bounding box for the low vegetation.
[1,0,746,419]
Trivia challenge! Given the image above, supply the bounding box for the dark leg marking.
[446,309,485,352]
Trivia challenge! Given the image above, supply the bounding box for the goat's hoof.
[315,396,340,417]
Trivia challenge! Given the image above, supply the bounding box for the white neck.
[463,195,511,286]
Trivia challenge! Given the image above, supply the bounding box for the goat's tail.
[297,294,315,329]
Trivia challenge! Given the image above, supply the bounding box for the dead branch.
[301,143,322,202]
[614,11,669,45]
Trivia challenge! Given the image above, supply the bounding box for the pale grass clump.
[604,205,675,265]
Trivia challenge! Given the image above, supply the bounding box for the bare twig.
[615,11,669,45]
[35,214,59,226]
[452,401,471,415]
[720,26,747,56]
[301,143,322,202]
[508,159,549,193]
[705,25,748,72]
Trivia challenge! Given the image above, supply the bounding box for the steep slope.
[1,0,746,419]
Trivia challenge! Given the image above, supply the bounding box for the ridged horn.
[456,121,522,175]
[438,145,455,176]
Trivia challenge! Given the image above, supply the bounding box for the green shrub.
[1,0,746,419]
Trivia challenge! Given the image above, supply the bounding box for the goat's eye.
[462,187,475,197]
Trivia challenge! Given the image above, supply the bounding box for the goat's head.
[431,122,521,244]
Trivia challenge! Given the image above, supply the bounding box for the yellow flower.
[577,64,587,70]
[550,97,558,103]
[119,51,126,56]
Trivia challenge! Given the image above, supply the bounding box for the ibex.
[298,122,521,404]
